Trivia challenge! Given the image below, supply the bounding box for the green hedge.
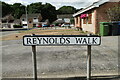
[13,25,23,28]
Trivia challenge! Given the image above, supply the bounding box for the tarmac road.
[0,31,19,37]
[1,36,120,80]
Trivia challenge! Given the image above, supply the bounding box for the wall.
[28,23,33,28]
[74,17,77,27]
[81,10,96,34]
[74,16,81,28]
[2,23,14,28]
[22,21,27,24]
[95,2,119,34]
[33,19,38,23]
[28,18,33,28]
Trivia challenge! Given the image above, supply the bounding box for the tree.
[107,4,120,21]
[41,3,57,23]
[11,3,26,19]
[57,6,76,14]
[28,2,57,23]
[0,1,13,17]
[27,2,43,13]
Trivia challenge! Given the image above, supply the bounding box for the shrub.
[13,25,23,28]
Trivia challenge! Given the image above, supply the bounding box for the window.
[22,19,25,21]
[23,24,27,26]
[88,14,92,24]
[83,13,92,24]
[29,21,32,23]
[76,17,78,24]
[34,17,37,19]
[83,18,87,24]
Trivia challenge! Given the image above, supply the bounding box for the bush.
[107,5,120,21]
[54,23,59,26]
[13,25,23,28]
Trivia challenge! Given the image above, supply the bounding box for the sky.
[1,0,100,9]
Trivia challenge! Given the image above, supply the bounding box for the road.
[0,31,19,37]
[1,35,119,80]
[0,27,73,37]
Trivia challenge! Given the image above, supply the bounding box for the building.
[14,19,21,25]
[73,0,120,34]
[1,14,15,28]
[56,14,73,24]
[20,13,42,28]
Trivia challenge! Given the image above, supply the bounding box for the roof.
[54,20,64,23]
[14,19,21,23]
[21,13,42,19]
[1,14,14,21]
[57,14,73,18]
[73,0,112,17]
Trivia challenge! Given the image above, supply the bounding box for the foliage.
[0,1,13,17]
[27,2,42,13]
[57,6,76,14]
[1,1,77,23]
[11,3,26,19]
[28,2,57,23]
[107,5,120,21]
[70,18,74,24]
[41,3,57,23]
[13,25,22,28]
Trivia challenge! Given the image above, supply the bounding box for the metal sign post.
[87,45,91,80]
[32,45,37,80]
[32,34,37,80]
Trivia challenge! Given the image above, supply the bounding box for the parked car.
[37,25,42,28]
[58,24,61,27]
[42,24,49,27]
[70,24,74,27]
[61,23,70,27]
[50,24,55,27]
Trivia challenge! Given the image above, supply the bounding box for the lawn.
[1,28,87,41]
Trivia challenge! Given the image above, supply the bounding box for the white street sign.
[23,35,101,46]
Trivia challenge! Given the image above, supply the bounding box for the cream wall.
[74,16,81,28]
[74,17,77,27]
[81,10,96,34]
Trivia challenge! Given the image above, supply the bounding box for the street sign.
[23,34,101,80]
[23,35,101,46]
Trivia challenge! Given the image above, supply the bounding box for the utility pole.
[25,6,28,29]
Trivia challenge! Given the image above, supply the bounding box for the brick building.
[1,14,14,28]
[20,14,42,28]
[73,0,120,34]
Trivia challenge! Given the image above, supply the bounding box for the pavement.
[1,75,120,80]
[1,35,120,80]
